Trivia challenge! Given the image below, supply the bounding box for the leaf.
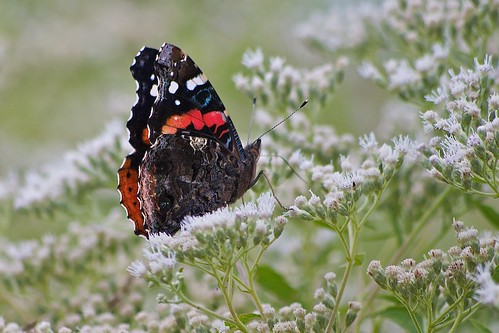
[469,319,493,333]
[375,306,420,333]
[238,313,261,324]
[492,265,499,283]
[255,265,298,303]
[476,203,499,229]
[353,253,365,266]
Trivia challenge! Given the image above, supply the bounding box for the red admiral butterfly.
[118,43,261,238]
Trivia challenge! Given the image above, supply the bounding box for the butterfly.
[118,43,261,237]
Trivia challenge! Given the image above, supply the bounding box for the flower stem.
[208,260,249,332]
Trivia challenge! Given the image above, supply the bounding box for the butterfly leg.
[250,170,288,210]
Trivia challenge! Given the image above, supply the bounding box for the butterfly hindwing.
[117,47,158,237]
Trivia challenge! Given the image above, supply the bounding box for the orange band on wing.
[203,111,227,134]
[142,128,151,145]
[161,109,226,134]
[117,157,148,238]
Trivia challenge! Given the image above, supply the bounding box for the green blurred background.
[0,0,384,176]
[0,0,388,176]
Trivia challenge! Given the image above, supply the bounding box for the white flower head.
[242,48,264,70]
[425,86,448,104]
[359,133,378,152]
[415,54,436,73]
[474,55,493,73]
[269,56,285,72]
[441,135,467,166]
[386,60,421,90]
[473,264,499,306]
[127,260,147,278]
[358,61,383,81]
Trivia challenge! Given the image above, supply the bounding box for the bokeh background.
[0,0,383,177]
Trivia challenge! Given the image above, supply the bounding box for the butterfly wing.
[117,47,157,237]
[147,43,246,159]
[139,133,244,235]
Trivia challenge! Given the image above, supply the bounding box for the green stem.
[447,299,465,333]
[323,194,382,333]
[395,295,423,333]
[431,283,473,330]
[175,288,237,325]
[325,205,366,332]
[208,260,248,332]
[245,258,265,315]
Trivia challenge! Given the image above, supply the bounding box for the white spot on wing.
[186,73,208,91]
[150,85,158,97]
[169,81,179,94]
[186,80,197,91]
[175,100,180,105]
[193,73,207,85]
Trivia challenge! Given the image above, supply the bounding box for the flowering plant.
[1,1,498,332]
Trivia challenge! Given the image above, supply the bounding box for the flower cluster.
[234,48,346,109]
[422,56,499,195]
[2,1,499,332]
[288,133,420,226]
[368,219,498,332]
[0,120,128,210]
[0,212,145,329]
[300,0,499,103]
[128,193,287,330]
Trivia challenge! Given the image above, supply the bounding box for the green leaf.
[476,203,499,228]
[376,306,420,333]
[469,319,493,333]
[238,313,262,324]
[255,265,298,303]
[353,253,365,266]
[225,314,261,330]
[492,265,499,283]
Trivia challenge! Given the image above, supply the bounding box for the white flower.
[262,304,276,317]
[308,191,321,206]
[340,155,353,172]
[232,73,250,91]
[441,136,466,166]
[256,191,276,217]
[127,260,147,277]
[415,54,436,73]
[466,133,482,147]
[474,55,493,73]
[488,93,499,111]
[212,320,230,332]
[12,120,126,209]
[359,133,378,152]
[434,112,461,135]
[241,48,264,70]
[269,56,285,72]
[272,321,296,332]
[425,86,448,104]
[143,247,176,274]
[473,264,499,306]
[358,61,383,81]
[386,60,420,90]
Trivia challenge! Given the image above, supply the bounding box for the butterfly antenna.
[247,97,257,145]
[256,100,308,141]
